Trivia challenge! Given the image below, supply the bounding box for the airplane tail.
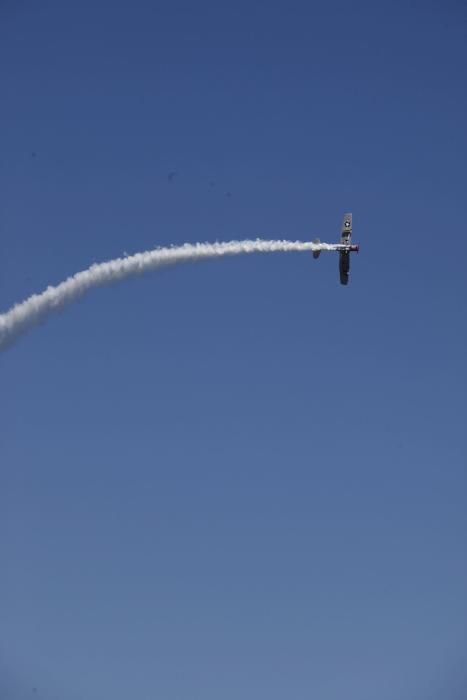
[312,238,321,259]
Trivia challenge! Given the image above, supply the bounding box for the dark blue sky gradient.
[1,1,466,698]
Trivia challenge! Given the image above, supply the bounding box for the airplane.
[312,213,359,285]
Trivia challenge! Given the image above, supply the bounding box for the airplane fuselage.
[334,244,359,253]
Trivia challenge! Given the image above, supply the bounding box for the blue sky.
[1,1,466,698]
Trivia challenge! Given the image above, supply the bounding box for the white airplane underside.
[312,213,359,285]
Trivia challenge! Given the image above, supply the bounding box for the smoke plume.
[0,239,337,351]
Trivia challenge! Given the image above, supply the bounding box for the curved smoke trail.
[0,239,337,352]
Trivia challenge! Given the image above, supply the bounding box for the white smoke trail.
[0,239,338,351]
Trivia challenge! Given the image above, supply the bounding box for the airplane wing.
[340,213,352,243]
[339,251,350,285]
[339,213,352,285]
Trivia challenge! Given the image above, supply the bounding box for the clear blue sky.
[1,1,466,698]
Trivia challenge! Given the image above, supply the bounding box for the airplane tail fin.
[312,238,321,259]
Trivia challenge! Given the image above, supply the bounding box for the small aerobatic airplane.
[313,213,359,285]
